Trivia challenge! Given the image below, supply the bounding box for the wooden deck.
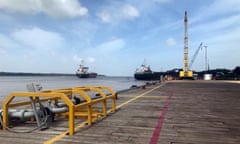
[1,81,240,144]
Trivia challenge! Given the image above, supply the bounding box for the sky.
[0,0,239,76]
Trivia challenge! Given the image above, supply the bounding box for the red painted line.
[149,90,174,144]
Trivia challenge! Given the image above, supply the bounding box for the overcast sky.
[0,0,239,76]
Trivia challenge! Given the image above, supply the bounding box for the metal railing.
[1,86,117,135]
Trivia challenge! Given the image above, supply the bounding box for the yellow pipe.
[2,92,75,135]
[2,86,117,135]
[103,100,107,117]
[72,89,92,102]
[8,97,58,108]
[68,104,74,135]
[111,94,116,112]
[87,105,92,125]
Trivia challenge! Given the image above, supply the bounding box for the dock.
[0,81,240,144]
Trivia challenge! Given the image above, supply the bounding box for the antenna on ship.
[80,59,84,66]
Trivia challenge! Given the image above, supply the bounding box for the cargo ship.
[76,62,97,78]
[134,61,164,80]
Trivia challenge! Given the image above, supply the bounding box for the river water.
[0,76,146,103]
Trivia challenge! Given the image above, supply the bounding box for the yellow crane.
[179,11,193,79]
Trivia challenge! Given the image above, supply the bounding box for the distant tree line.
[0,72,75,76]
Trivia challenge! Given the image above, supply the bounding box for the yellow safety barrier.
[1,86,117,135]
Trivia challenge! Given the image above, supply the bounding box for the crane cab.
[179,70,193,79]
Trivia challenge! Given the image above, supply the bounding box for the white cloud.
[0,0,41,14]
[152,0,171,3]
[192,0,240,24]
[0,48,6,55]
[98,38,125,52]
[11,27,65,51]
[0,28,69,73]
[193,20,240,70]
[193,14,240,33]
[0,0,88,19]
[166,38,176,46]
[96,10,112,23]
[97,4,139,23]
[73,55,96,64]
[73,55,82,64]
[211,0,240,14]
[121,4,139,19]
[207,27,240,47]
[72,38,125,74]
[0,33,19,50]
[86,57,96,63]
[41,0,88,19]
[80,38,126,76]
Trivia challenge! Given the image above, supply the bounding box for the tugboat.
[76,61,97,78]
[134,60,164,80]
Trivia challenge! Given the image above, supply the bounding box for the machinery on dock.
[0,83,117,135]
[179,11,193,79]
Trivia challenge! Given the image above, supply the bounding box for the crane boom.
[183,11,188,72]
[179,11,193,79]
[189,42,203,69]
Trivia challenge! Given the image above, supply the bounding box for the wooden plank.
[0,81,240,144]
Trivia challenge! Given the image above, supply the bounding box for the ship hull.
[76,73,97,78]
[134,72,164,80]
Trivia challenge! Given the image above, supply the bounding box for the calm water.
[0,76,146,102]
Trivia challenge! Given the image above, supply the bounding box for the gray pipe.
[8,109,35,121]
[50,107,68,114]
[0,106,68,122]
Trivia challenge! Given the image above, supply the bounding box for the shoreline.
[0,72,74,76]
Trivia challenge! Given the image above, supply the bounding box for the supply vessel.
[76,61,97,78]
[134,61,164,80]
